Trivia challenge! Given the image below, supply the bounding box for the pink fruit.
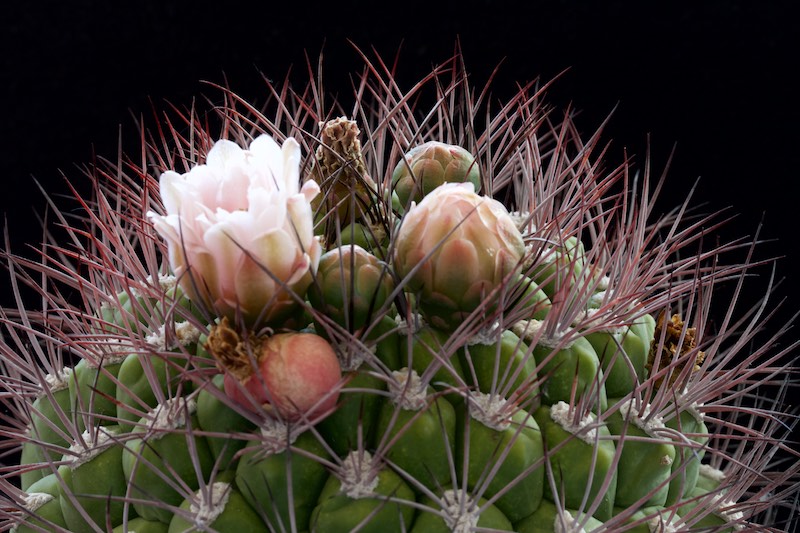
[221,331,342,421]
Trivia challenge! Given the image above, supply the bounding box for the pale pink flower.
[148,134,322,325]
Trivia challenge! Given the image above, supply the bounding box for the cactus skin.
[1,48,799,533]
[14,474,69,532]
[533,403,617,521]
[121,408,215,523]
[167,482,265,532]
[515,500,605,532]
[532,336,608,412]
[410,492,514,531]
[310,458,416,533]
[457,406,545,523]
[235,430,330,531]
[605,400,676,508]
[374,386,457,491]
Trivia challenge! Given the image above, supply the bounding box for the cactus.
[1,47,799,533]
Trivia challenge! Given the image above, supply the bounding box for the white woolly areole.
[340,450,380,499]
[588,290,607,309]
[44,368,71,392]
[708,494,745,529]
[23,492,54,512]
[554,510,587,533]
[337,342,376,372]
[66,428,115,469]
[189,482,231,526]
[509,211,535,233]
[466,321,502,346]
[577,308,626,334]
[132,274,178,298]
[596,276,610,291]
[440,489,479,533]
[157,273,178,292]
[647,513,679,533]
[146,321,202,351]
[699,463,726,483]
[550,401,597,444]
[389,369,428,411]
[87,339,134,368]
[618,398,665,437]
[148,397,196,434]
[685,401,706,423]
[175,321,202,345]
[394,313,422,336]
[469,392,511,432]
[676,387,706,424]
[512,319,575,349]
[258,417,296,454]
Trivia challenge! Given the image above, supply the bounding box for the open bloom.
[148,134,322,325]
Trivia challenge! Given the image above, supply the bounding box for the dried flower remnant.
[313,117,382,247]
[647,312,706,388]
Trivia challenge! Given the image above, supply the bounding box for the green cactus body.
[19,439,48,491]
[584,324,650,399]
[461,329,539,409]
[121,400,214,523]
[528,236,586,302]
[112,517,170,532]
[70,356,126,432]
[533,402,617,521]
[14,474,69,533]
[457,400,545,523]
[318,367,387,457]
[337,222,387,256]
[694,463,726,493]
[401,325,465,396]
[57,428,130,533]
[310,452,416,533]
[678,487,743,532]
[410,490,514,532]
[30,370,73,451]
[605,399,676,508]
[159,285,206,326]
[664,407,708,506]
[196,374,258,469]
[115,352,190,430]
[366,315,403,371]
[374,372,457,491]
[167,482,265,532]
[512,276,552,321]
[2,50,799,533]
[531,335,608,412]
[235,428,330,531]
[515,499,605,533]
[610,505,682,533]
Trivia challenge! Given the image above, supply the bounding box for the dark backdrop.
[2,1,799,327]
[1,0,799,522]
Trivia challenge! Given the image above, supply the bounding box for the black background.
[2,1,799,326]
[1,0,799,523]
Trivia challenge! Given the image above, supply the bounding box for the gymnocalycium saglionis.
[2,46,798,532]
